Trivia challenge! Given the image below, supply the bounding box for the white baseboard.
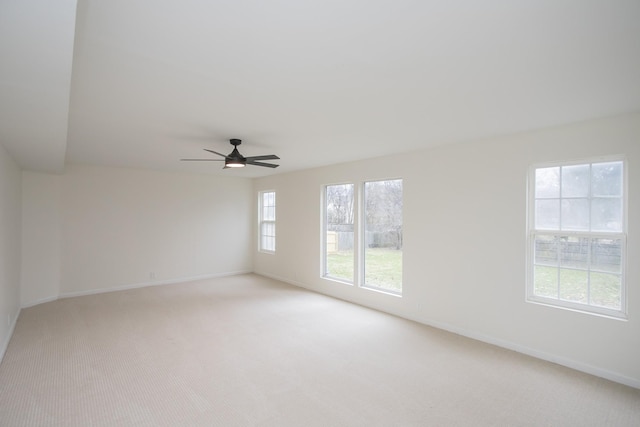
[406,315,640,390]
[21,296,58,309]
[1,308,20,365]
[22,270,253,307]
[256,272,308,288]
[255,272,640,390]
[59,270,253,299]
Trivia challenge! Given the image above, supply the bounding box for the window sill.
[361,285,402,298]
[321,276,354,286]
[526,297,627,321]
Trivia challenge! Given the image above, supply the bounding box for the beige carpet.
[1,274,638,426]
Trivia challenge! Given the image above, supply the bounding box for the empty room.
[1,1,640,425]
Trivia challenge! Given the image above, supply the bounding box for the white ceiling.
[0,0,76,174]
[2,1,640,177]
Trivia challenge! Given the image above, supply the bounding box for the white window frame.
[361,178,403,296]
[526,157,627,319]
[259,190,276,254]
[321,178,403,296]
[322,183,356,284]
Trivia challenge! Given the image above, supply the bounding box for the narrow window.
[528,160,626,318]
[323,184,355,282]
[363,179,403,294]
[259,191,276,253]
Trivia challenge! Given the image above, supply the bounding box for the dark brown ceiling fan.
[181,139,279,169]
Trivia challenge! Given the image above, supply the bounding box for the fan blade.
[244,154,280,161]
[247,160,279,168]
[203,149,229,158]
[181,159,224,161]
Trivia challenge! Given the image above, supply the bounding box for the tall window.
[364,179,403,294]
[528,159,626,318]
[259,191,276,253]
[324,184,355,282]
[322,179,403,295]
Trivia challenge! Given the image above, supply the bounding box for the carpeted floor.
[1,274,639,426]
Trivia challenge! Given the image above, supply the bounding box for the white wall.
[21,172,61,306]
[0,143,22,360]
[20,164,253,303]
[254,112,640,388]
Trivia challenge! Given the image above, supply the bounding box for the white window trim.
[321,178,403,297]
[321,182,357,285]
[259,190,276,254]
[526,156,628,320]
[360,179,403,296]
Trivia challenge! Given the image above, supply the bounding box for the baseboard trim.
[22,270,253,307]
[59,270,253,299]
[21,296,58,309]
[406,315,640,390]
[255,272,640,390]
[1,308,20,365]
[257,272,308,289]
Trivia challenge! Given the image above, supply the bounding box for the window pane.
[534,265,557,298]
[560,199,589,231]
[559,237,588,269]
[325,246,354,282]
[562,164,589,198]
[364,179,403,293]
[592,162,622,197]
[259,191,275,252]
[535,199,559,230]
[590,272,621,309]
[264,236,274,252]
[535,167,559,198]
[591,238,622,273]
[559,269,588,304]
[530,160,625,316]
[325,184,354,282]
[534,235,557,266]
[591,198,622,232]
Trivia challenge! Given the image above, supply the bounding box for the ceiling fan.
[181,139,280,169]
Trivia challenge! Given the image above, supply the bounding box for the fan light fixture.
[181,138,280,169]
[225,159,246,168]
[225,143,246,167]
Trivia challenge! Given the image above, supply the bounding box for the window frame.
[526,156,627,319]
[361,178,403,296]
[321,178,403,296]
[322,182,356,284]
[258,190,276,254]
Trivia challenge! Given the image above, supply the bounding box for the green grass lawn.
[325,251,355,282]
[534,265,621,309]
[326,248,402,292]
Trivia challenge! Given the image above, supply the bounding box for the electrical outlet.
[7,314,10,327]
[150,272,155,279]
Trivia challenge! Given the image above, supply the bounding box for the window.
[324,184,355,282]
[363,179,403,294]
[322,179,403,295]
[259,191,276,253]
[528,159,626,318]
